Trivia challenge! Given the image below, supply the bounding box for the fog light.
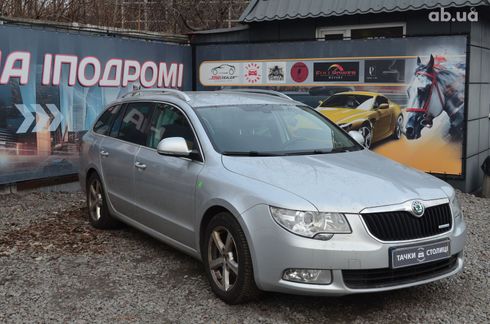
[282,269,332,284]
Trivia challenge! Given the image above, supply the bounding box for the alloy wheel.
[396,115,404,139]
[208,226,239,292]
[359,125,372,148]
[88,179,103,221]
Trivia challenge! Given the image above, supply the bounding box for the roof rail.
[121,88,191,102]
[220,89,294,101]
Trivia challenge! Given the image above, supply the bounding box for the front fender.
[194,166,316,257]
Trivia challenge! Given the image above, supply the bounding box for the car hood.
[221,150,451,214]
[317,107,371,125]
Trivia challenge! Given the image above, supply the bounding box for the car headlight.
[270,207,351,238]
[450,195,463,219]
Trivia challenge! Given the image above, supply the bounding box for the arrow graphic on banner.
[45,104,64,131]
[15,104,36,134]
[32,104,50,132]
[15,104,65,134]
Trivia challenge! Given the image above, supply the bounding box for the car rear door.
[99,102,153,218]
[132,102,204,248]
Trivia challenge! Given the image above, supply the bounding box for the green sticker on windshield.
[196,180,203,188]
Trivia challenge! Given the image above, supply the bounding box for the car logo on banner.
[368,65,376,77]
[290,62,308,83]
[411,201,425,217]
[244,63,262,84]
[211,64,236,77]
[266,62,286,83]
[364,59,406,83]
[199,62,241,85]
[314,62,359,82]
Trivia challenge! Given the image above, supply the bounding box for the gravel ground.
[0,190,488,323]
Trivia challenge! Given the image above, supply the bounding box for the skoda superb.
[80,89,466,304]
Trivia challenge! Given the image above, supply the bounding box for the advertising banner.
[196,36,467,176]
[0,24,191,184]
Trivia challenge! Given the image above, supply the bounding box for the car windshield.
[195,104,362,156]
[320,94,374,110]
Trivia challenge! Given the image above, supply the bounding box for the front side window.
[117,102,154,145]
[93,105,120,135]
[195,104,362,156]
[147,103,197,150]
[374,96,389,108]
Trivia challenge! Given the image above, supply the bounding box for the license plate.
[391,239,451,269]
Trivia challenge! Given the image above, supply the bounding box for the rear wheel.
[202,212,260,304]
[393,114,404,139]
[86,173,120,229]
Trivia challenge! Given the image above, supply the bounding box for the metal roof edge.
[239,0,260,22]
[0,16,189,43]
[188,24,250,35]
[241,0,490,23]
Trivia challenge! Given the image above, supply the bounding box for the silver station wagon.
[80,89,466,304]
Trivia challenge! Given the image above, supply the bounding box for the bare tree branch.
[0,0,249,34]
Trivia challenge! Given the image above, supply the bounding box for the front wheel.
[358,122,373,149]
[393,114,404,139]
[202,212,260,304]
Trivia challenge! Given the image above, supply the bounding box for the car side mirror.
[157,137,191,157]
[379,103,389,109]
[348,131,365,146]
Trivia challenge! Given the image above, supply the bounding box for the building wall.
[465,12,490,192]
[193,10,474,44]
[192,7,490,193]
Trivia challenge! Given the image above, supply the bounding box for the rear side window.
[109,105,126,138]
[117,102,154,145]
[93,105,120,135]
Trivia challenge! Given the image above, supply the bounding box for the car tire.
[86,173,120,229]
[393,114,404,140]
[358,122,373,149]
[202,212,260,304]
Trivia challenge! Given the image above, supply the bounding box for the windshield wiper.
[329,147,358,153]
[284,149,330,156]
[222,151,284,157]
[284,147,359,156]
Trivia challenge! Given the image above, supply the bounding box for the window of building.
[316,23,406,40]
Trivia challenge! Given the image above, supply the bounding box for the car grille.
[361,203,452,241]
[342,255,458,289]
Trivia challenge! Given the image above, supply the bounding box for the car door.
[99,102,153,218]
[133,102,204,248]
[372,95,392,141]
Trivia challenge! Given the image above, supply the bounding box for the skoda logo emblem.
[411,201,425,217]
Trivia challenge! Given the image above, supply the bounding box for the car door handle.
[100,150,109,157]
[134,161,147,170]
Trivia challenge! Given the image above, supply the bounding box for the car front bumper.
[240,204,466,296]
